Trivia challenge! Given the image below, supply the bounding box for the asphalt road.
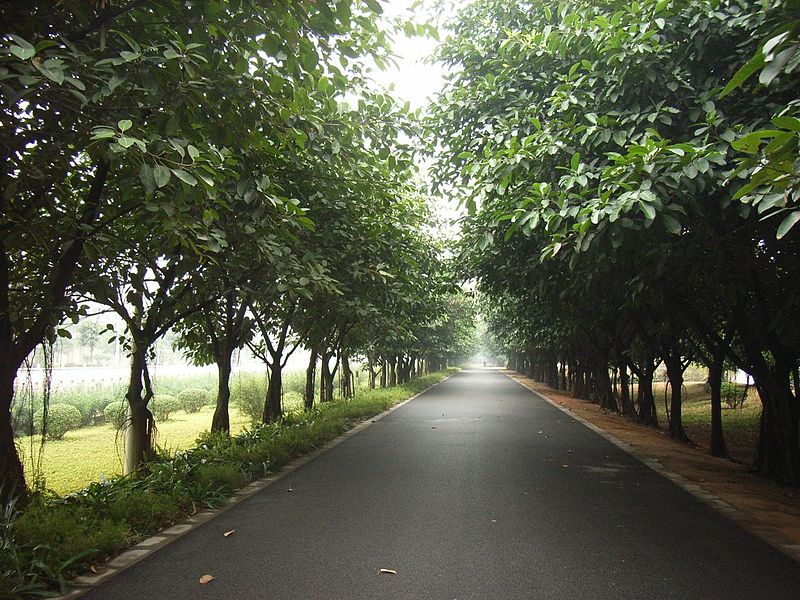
[85,369,800,599]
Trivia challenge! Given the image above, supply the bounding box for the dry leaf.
[89,565,98,574]
[223,530,236,537]
[379,568,397,575]
[491,519,497,523]
[199,575,215,585]
[287,486,294,493]
[561,464,569,468]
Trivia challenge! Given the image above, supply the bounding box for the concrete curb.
[503,371,800,565]
[56,373,456,599]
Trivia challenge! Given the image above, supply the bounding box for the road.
[85,369,800,599]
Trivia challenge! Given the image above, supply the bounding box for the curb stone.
[55,373,456,600]
[503,370,800,565]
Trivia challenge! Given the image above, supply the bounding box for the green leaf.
[91,127,116,140]
[731,129,782,154]
[639,201,656,220]
[776,210,800,239]
[10,44,35,61]
[172,168,198,186]
[9,35,35,60]
[772,116,800,132]
[153,165,171,188]
[118,119,132,132]
[139,164,156,194]
[720,52,764,97]
[570,152,581,171]
[661,213,681,234]
[118,137,136,148]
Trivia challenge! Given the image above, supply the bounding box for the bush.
[103,490,184,533]
[103,402,127,430]
[192,464,246,493]
[177,388,210,413]
[282,390,304,411]
[150,395,180,421]
[36,405,83,440]
[231,374,266,424]
[722,381,748,410]
[12,503,128,571]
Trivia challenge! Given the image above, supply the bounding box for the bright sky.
[371,0,450,111]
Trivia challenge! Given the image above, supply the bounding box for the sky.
[370,0,450,110]
[366,0,466,232]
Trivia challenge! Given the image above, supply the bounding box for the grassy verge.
[1,369,456,599]
[647,381,761,463]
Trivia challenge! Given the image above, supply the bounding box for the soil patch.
[504,370,800,556]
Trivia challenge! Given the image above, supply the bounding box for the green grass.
[19,405,252,495]
[650,381,761,462]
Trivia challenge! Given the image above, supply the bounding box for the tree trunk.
[618,364,636,418]
[124,346,155,474]
[211,349,233,433]
[0,365,25,502]
[320,351,332,402]
[263,361,282,423]
[389,356,397,387]
[664,353,689,442]
[707,354,727,458]
[380,358,387,388]
[752,367,799,483]
[636,370,658,427]
[341,352,353,399]
[595,358,617,412]
[305,349,317,410]
[367,354,376,389]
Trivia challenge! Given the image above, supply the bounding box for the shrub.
[36,405,83,440]
[103,402,127,430]
[722,381,748,410]
[231,374,266,424]
[177,388,210,413]
[12,503,128,570]
[192,464,246,493]
[103,490,184,533]
[282,390,304,412]
[150,395,180,421]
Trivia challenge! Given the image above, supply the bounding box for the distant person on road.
[482,360,487,368]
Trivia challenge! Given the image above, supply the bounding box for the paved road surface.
[85,369,800,599]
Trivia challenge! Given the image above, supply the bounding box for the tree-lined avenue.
[85,369,800,600]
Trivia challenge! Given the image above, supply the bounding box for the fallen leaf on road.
[379,569,397,575]
[287,486,294,493]
[431,426,437,429]
[561,464,569,468]
[199,575,215,584]
[89,566,98,574]
[223,530,236,537]
[491,519,497,523]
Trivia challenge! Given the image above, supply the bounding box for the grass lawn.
[18,405,257,495]
[650,381,761,463]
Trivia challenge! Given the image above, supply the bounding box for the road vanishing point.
[84,369,800,599]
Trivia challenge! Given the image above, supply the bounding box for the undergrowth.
[1,369,456,599]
